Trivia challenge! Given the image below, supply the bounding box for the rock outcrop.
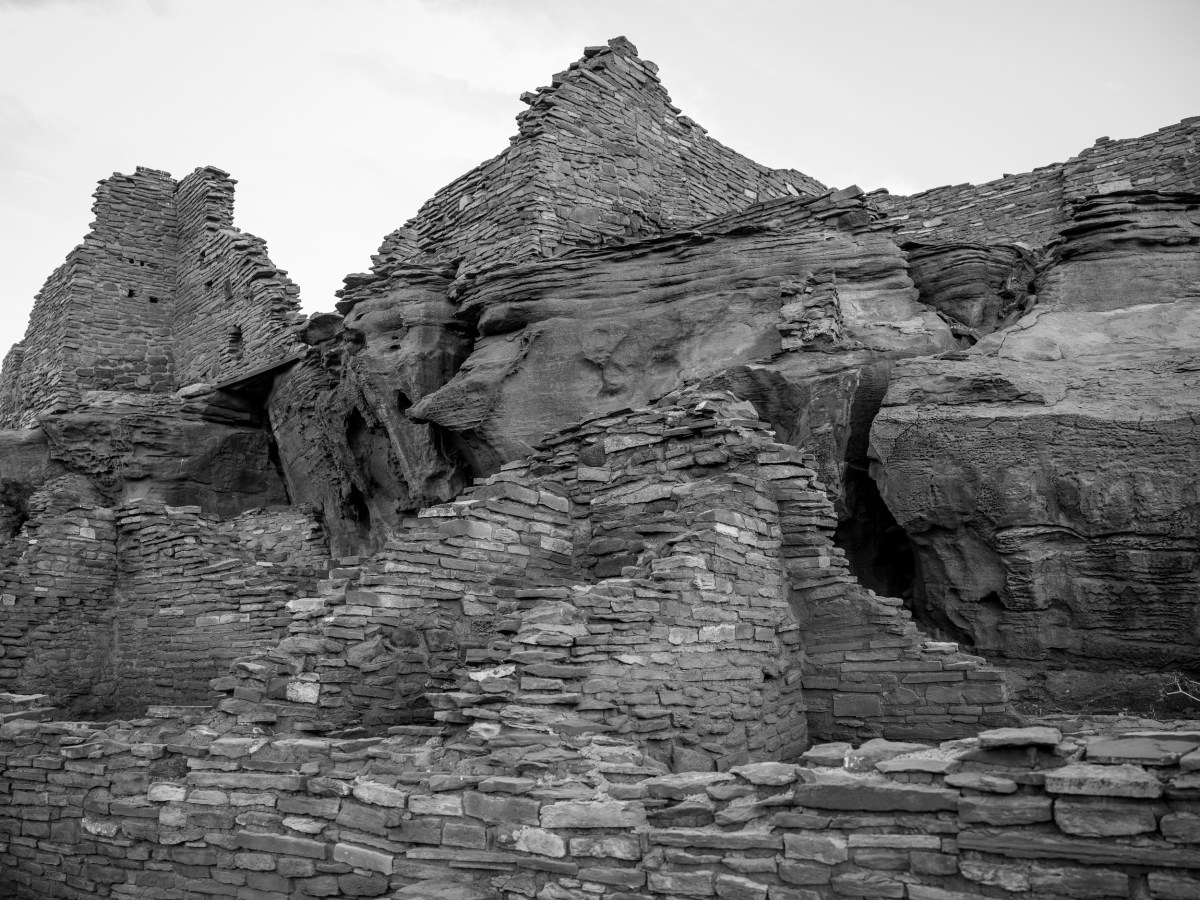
[872,191,1200,704]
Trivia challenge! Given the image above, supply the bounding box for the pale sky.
[1,0,1197,355]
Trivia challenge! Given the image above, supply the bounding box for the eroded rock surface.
[872,192,1200,698]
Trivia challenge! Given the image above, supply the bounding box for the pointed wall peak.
[353,38,826,288]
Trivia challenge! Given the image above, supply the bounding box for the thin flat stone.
[845,739,930,773]
[978,726,1062,748]
[1085,736,1200,766]
[1044,763,1163,799]
[801,742,851,768]
[875,749,961,775]
[730,762,805,786]
[944,772,1017,793]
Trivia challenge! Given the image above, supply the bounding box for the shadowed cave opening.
[834,462,917,602]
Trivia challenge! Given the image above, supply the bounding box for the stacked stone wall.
[506,393,1011,746]
[172,167,306,387]
[2,168,178,426]
[211,482,579,734]
[1,711,1197,900]
[0,343,26,426]
[874,116,1200,247]
[1062,117,1200,198]
[215,393,999,760]
[2,164,305,430]
[0,477,118,714]
[4,260,74,426]
[428,473,809,769]
[110,502,328,712]
[0,488,326,717]
[66,167,178,396]
[354,37,825,289]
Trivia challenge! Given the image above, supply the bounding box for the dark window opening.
[204,280,214,290]
[228,326,244,359]
[396,391,412,415]
[126,289,136,298]
[149,296,160,304]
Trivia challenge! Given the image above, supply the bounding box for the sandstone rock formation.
[0,32,1197,900]
[873,187,1200,708]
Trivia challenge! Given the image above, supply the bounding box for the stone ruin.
[0,34,1198,900]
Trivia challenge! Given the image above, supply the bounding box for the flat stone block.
[960,858,1030,892]
[793,775,957,812]
[845,739,930,773]
[333,842,393,875]
[1054,796,1158,837]
[800,742,851,768]
[978,725,1061,748]
[730,762,804,786]
[647,870,715,896]
[1044,763,1163,799]
[944,772,1017,793]
[1029,863,1130,898]
[236,830,327,859]
[1161,811,1200,843]
[351,781,407,807]
[958,794,1053,825]
[462,791,541,826]
[1085,736,1200,766]
[833,694,883,718]
[783,832,848,865]
[540,800,646,829]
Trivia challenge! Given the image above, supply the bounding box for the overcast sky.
[1,0,1197,355]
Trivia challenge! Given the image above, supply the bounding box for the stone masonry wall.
[428,474,809,769]
[0,476,117,716]
[172,167,306,387]
[1,708,1197,900]
[0,343,26,426]
[211,482,578,735]
[66,167,177,395]
[2,168,178,427]
[0,486,327,718]
[110,502,328,713]
[353,37,825,292]
[874,116,1200,247]
[507,392,1011,746]
[3,256,73,426]
[212,392,1008,761]
[1,164,305,429]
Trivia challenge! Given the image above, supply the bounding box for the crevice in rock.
[834,461,916,600]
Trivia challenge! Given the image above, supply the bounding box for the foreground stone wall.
[1,709,1197,900]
